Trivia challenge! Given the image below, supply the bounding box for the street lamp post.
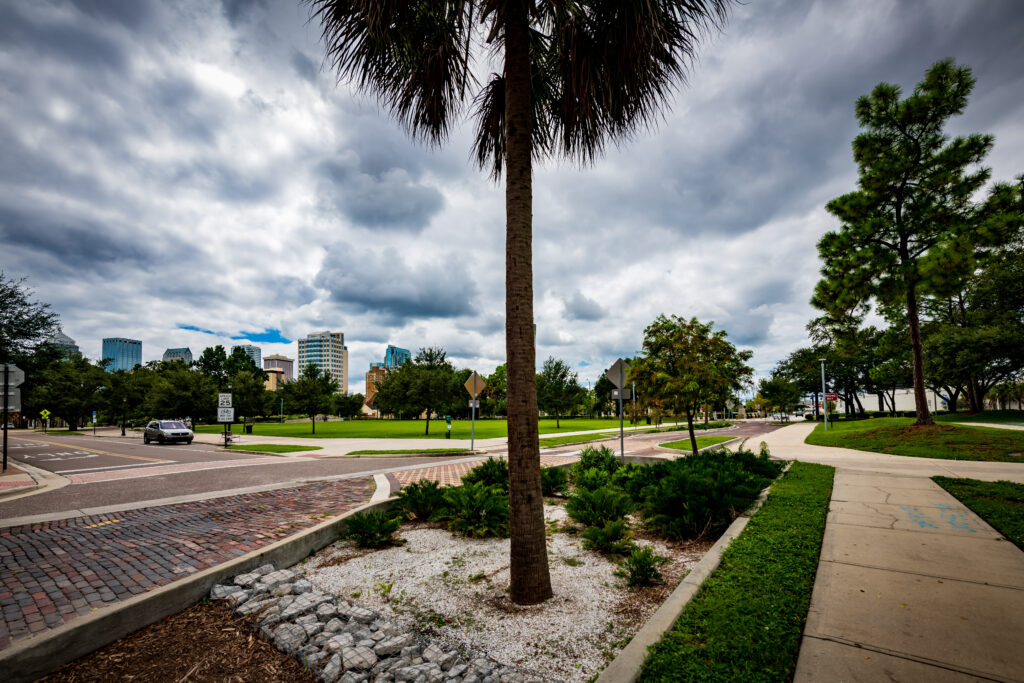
[121,397,127,437]
[819,358,829,432]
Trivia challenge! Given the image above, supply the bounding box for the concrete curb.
[653,435,742,454]
[0,492,397,683]
[596,461,792,683]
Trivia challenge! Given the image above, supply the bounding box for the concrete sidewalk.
[760,423,1024,682]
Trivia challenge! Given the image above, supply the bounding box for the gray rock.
[233,572,259,587]
[446,664,468,679]
[372,618,403,636]
[261,569,297,591]
[358,638,376,648]
[370,629,387,641]
[394,663,443,683]
[297,613,320,626]
[400,645,422,658]
[236,596,275,616]
[226,590,252,608]
[324,617,345,634]
[320,653,342,682]
[340,603,377,623]
[293,577,314,594]
[210,583,242,599]
[422,643,444,663]
[272,583,294,597]
[253,563,276,576]
[326,633,356,652]
[317,603,338,622]
[340,673,369,683]
[272,622,307,655]
[303,622,324,638]
[341,645,378,671]
[259,606,283,627]
[352,627,374,642]
[375,634,414,657]
[437,650,458,671]
[281,592,333,621]
[471,658,493,675]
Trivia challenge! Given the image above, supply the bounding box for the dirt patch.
[891,425,958,436]
[38,601,316,683]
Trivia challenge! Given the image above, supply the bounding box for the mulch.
[37,601,317,682]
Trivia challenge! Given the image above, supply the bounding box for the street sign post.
[40,409,50,435]
[606,358,631,461]
[218,393,233,408]
[2,364,25,472]
[464,371,485,452]
[218,393,234,447]
[218,407,235,422]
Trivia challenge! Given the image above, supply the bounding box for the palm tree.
[306,0,734,604]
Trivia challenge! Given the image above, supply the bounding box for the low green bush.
[571,444,620,481]
[462,457,509,493]
[394,479,447,521]
[441,482,510,538]
[581,519,634,556]
[342,510,402,548]
[611,462,666,503]
[566,485,632,527]
[616,545,669,588]
[574,467,612,492]
[540,466,569,496]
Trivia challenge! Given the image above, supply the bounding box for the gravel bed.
[299,504,705,682]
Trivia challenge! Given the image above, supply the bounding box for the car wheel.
[186,439,193,445]
[143,434,150,444]
[158,435,165,444]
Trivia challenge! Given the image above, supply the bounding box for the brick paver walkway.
[392,454,581,487]
[0,477,372,650]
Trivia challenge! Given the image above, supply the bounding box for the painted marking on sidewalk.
[10,436,169,463]
[56,462,172,474]
[83,519,120,529]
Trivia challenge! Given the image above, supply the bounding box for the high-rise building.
[49,329,80,360]
[264,368,287,392]
[263,354,294,382]
[231,344,261,368]
[162,347,193,363]
[297,331,348,393]
[102,337,142,372]
[365,362,387,407]
[384,345,411,369]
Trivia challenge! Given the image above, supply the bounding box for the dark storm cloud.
[291,50,319,83]
[221,0,267,26]
[719,310,774,347]
[563,291,606,321]
[68,0,158,30]
[0,2,128,71]
[315,242,478,320]
[317,159,444,230]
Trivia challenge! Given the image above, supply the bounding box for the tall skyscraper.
[263,354,294,382]
[102,337,142,372]
[231,344,261,367]
[297,331,348,393]
[365,362,387,408]
[162,347,193,363]
[384,345,411,369]
[48,329,80,360]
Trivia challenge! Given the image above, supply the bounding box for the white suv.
[144,420,194,445]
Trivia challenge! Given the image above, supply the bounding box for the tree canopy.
[536,357,584,428]
[0,273,59,363]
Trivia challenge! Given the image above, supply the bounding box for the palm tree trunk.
[504,1,552,606]
[906,283,934,425]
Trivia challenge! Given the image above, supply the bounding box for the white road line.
[55,462,169,474]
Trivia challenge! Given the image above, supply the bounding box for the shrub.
[442,482,510,538]
[581,519,634,556]
[611,462,668,503]
[616,545,669,588]
[540,466,569,496]
[574,467,612,492]
[566,485,632,527]
[571,445,620,481]
[342,510,402,548]
[462,457,509,493]
[394,479,447,521]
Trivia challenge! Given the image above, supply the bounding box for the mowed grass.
[805,417,1024,462]
[639,462,835,682]
[659,435,735,451]
[346,448,470,455]
[195,418,634,439]
[226,444,322,453]
[933,477,1024,551]
[935,409,1024,427]
[539,433,618,447]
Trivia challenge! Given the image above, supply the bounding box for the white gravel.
[299,504,705,682]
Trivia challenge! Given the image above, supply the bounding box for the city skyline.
[3,0,1022,396]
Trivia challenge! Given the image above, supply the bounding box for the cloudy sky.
[2,0,1022,394]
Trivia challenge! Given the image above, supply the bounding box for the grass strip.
[805,417,1024,462]
[658,435,734,451]
[346,448,470,455]
[225,444,322,453]
[935,409,1024,426]
[639,461,835,682]
[933,477,1024,551]
[539,433,618,447]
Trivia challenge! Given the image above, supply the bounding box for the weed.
[541,466,569,496]
[462,457,510,493]
[581,519,634,557]
[566,486,632,527]
[615,546,669,588]
[374,579,396,599]
[395,479,447,521]
[341,510,403,548]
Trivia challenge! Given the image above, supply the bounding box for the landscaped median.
[628,461,834,682]
[226,444,323,454]
[805,417,1024,462]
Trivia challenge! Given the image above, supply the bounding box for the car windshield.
[160,421,186,429]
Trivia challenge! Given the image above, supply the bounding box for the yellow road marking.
[9,436,170,463]
[84,519,120,529]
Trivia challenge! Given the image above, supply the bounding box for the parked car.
[144,420,194,445]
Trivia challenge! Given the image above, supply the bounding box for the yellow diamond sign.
[464,371,485,398]
[40,409,51,419]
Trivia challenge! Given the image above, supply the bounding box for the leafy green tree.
[284,364,336,434]
[0,272,59,363]
[225,347,261,377]
[536,357,583,428]
[593,374,615,417]
[484,364,507,417]
[375,347,460,435]
[758,373,802,417]
[814,60,1021,426]
[308,0,735,605]
[103,368,150,430]
[146,362,216,422]
[229,369,267,422]
[333,392,365,419]
[632,315,752,455]
[37,355,107,431]
[777,346,830,416]
[196,346,228,387]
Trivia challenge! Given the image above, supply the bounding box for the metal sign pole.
[471,394,476,452]
[3,364,8,473]
[618,366,624,462]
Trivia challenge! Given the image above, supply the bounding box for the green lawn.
[659,435,735,451]
[195,418,635,440]
[933,477,1024,551]
[805,417,1024,462]
[226,444,322,454]
[346,448,470,455]
[935,410,1024,427]
[539,433,618,447]
[639,462,834,682]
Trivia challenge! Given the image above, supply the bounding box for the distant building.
[102,337,142,372]
[384,345,411,369]
[264,367,286,392]
[162,347,193,363]
[365,363,387,408]
[48,330,80,360]
[231,344,261,368]
[263,354,294,382]
[298,331,348,393]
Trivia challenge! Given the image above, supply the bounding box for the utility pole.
[819,359,829,432]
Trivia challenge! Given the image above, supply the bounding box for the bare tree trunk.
[687,410,698,455]
[504,2,552,606]
[906,284,935,425]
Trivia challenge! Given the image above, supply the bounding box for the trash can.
[244,424,253,434]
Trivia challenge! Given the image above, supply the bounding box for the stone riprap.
[211,564,555,683]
